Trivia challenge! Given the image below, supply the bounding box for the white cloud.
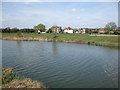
[71,8,84,12]
[71,8,77,12]
[2,1,118,28]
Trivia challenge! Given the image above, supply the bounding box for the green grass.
[2,33,119,46]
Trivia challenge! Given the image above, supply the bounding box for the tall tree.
[105,22,117,33]
[34,24,46,32]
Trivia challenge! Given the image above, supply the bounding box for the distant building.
[98,28,105,34]
[73,28,80,33]
[64,27,74,33]
[41,32,46,33]
[75,31,79,33]
[79,28,86,34]
[116,27,120,30]
[113,27,120,34]
[50,26,62,33]
[38,30,41,34]
[85,28,98,34]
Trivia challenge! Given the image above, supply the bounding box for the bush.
[2,68,24,84]
[17,31,23,37]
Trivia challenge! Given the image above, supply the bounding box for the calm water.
[2,40,118,88]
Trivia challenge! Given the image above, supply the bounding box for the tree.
[11,28,19,33]
[48,28,52,33]
[105,22,117,34]
[34,24,46,32]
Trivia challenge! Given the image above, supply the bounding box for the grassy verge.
[2,68,46,88]
[1,33,119,47]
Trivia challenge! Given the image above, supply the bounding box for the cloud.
[71,8,84,12]
[2,2,118,28]
[71,8,77,12]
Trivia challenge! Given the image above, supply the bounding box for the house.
[85,28,98,34]
[78,28,98,34]
[38,30,41,34]
[113,27,120,35]
[73,29,80,33]
[79,28,86,34]
[75,31,79,33]
[98,28,105,34]
[41,32,46,34]
[50,26,62,33]
[64,27,74,33]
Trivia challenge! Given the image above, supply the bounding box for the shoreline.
[2,68,46,88]
[2,36,119,47]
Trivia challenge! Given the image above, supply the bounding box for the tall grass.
[2,33,119,46]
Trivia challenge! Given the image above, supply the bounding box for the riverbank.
[1,33,119,47]
[2,68,46,88]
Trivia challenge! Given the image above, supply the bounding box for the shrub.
[17,31,23,37]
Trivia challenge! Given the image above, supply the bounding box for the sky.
[1,1,118,29]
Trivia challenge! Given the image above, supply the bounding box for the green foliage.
[85,30,92,34]
[53,35,59,38]
[114,31,120,35]
[20,28,35,33]
[34,24,46,32]
[105,22,117,33]
[17,30,23,37]
[104,28,110,34]
[48,29,53,33]
[2,27,35,33]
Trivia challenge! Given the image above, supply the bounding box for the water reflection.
[52,42,58,55]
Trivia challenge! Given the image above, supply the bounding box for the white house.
[64,27,73,33]
[38,30,41,34]
[41,32,46,33]
[80,28,86,34]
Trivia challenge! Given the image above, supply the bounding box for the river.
[2,40,118,88]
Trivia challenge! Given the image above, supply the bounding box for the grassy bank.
[2,68,46,88]
[1,33,119,47]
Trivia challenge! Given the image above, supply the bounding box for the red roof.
[65,27,73,30]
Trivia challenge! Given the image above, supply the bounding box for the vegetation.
[1,22,119,47]
[2,33,119,47]
[17,30,23,37]
[1,27,35,33]
[105,22,117,34]
[34,24,46,32]
[2,68,46,88]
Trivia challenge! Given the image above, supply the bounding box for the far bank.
[1,33,119,47]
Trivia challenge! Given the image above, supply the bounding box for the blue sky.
[2,2,118,29]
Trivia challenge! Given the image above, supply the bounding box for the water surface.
[2,40,118,88]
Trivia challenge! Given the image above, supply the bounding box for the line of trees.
[1,27,35,33]
[0,22,119,34]
[0,24,46,33]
